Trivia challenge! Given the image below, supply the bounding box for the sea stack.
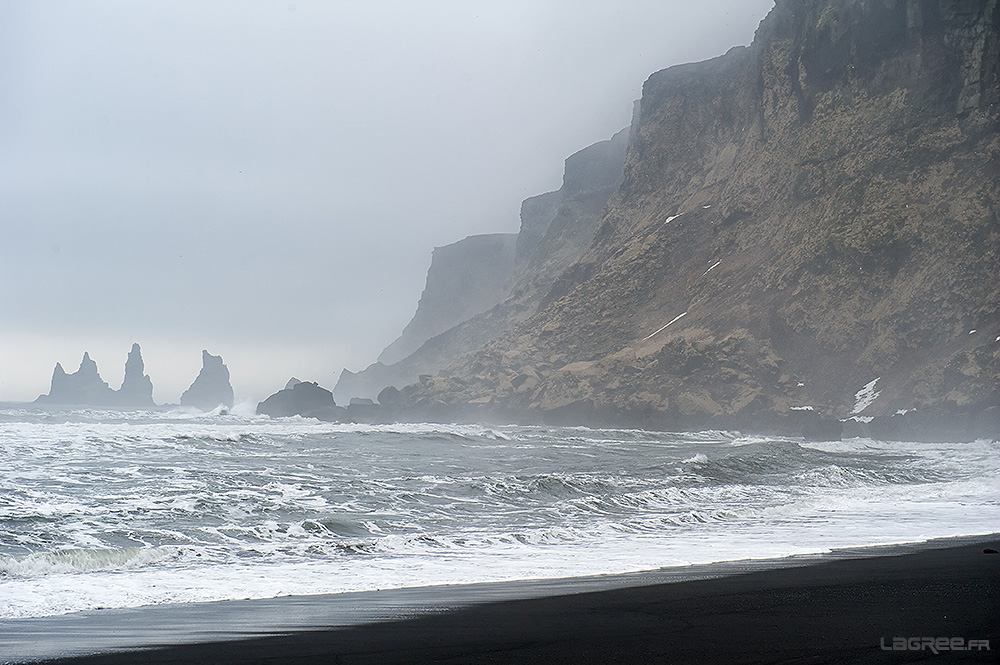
[35,352,117,405]
[180,350,235,411]
[115,343,155,407]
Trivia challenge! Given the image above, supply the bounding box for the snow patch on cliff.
[851,378,881,415]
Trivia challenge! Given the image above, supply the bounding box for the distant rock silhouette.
[345,396,380,422]
[115,343,155,407]
[257,379,339,419]
[180,350,234,410]
[376,385,401,406]
[35,352,116,405]
[34,343,156,408]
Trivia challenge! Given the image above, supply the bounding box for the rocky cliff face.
[396,0,1000,439]
[335,233,516,402]
[180,350,235,410]
[335,128,629,402]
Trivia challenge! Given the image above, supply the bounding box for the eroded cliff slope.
[398,0,1000,439]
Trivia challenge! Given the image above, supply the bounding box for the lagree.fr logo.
[881,637,990,654]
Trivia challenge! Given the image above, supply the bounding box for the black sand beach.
[16,536,997,665]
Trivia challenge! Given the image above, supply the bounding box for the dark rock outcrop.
[345,397,381,423]
[377,385,402,406]
[335,128,630,403]
[115,343,155,407]
[256,379,340,420]
[35,352,117,406]
[180,350,235,411]
[390,0,999,441]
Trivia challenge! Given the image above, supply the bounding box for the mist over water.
[1,405,997,619]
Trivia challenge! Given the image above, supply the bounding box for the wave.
[473,472,634,503]
[165,430,267,444]
[0,546,180,578]
[324,422,516,441]
[682,440,955,487]
[3,416,997,622]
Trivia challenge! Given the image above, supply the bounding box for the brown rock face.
[397,0,1000,439]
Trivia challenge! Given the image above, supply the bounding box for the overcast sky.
[1,0,773,405]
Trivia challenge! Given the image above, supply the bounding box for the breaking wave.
[0,546,180,578]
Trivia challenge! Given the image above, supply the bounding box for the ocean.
[1,403,997,620]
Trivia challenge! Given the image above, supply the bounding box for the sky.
[1,0,774,405]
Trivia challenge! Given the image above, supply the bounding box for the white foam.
[2,411,997,620]
[231,399,261,417]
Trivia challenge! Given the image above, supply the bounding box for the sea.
[1,403,997,621]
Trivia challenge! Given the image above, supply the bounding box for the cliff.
[335,128,629,402]
[379,233,518,366]
[335,233,516,402]
[394,0,1000,440]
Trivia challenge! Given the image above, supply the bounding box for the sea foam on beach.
[1,404,997,619]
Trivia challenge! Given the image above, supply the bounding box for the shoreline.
[5,399,997,444]
[5,533,998,664]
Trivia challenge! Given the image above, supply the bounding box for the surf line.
[643,311,688,341]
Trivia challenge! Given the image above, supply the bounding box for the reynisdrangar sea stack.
[180,350,235,411]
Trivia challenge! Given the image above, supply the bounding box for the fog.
[0,0,773,404]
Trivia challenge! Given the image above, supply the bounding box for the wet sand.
[16,536,1000,664]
